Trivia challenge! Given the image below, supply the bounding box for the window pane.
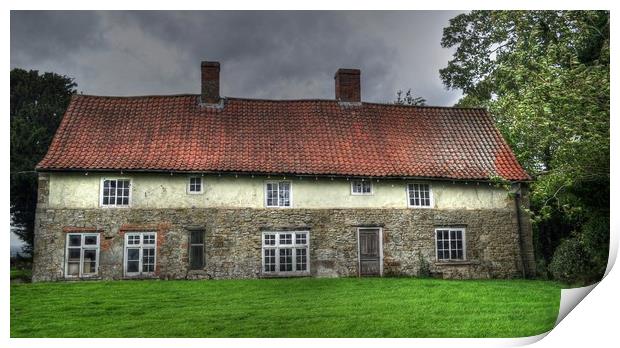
[143,248,155,272]
[190,245,204,270]
[264,234,276,246]
[296,248,307,271]
[143,234,156,245]
[363,181,371,193]
[279,233,292,245]
[127,248,140,261]
[127,260,139,273]
[295,233,307,245]
[128,235,140,245]
[69,235,82,247]
[83,249,97,274]
[264,249,276,272]
[450,249,459,259]
[190,231,204,244]
[67,262,80,276]
[279,182,290,206]
[84,235,98,245]
[279,248,292,272]
[68,248,81,261]
[127,247,140,273]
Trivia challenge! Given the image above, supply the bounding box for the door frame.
[356,227,383,277]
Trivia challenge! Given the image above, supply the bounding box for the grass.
[11,277,562,338]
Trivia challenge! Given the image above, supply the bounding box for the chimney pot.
[334,68,361,102]
[201,61,220,104]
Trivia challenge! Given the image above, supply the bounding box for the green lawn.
[11,277,561,338]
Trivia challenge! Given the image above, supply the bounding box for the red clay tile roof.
[36,94,530,181]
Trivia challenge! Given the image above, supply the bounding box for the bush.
[579,212,609,280]
[549,237,592,285]
[417,251,431,278]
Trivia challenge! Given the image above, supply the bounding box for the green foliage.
[11,278,562,337]
[441,11,609,284]
[578,210,609,279]
[10,69,76,253]
[549,238,593,285]
[488,175,512,191]
[395,89,427,106]
[416,251,431,278]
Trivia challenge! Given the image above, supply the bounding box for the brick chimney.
[201,61,220,104]
[334,68,361,102]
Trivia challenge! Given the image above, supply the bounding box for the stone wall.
[32,204,531,282]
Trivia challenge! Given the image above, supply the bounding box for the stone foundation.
[32,205,531,282]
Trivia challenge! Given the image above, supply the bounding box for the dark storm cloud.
[10,11,463,105]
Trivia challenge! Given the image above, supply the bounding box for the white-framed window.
[188,176,203,194]
[265,181,292,208]
[100,178,131,207]
[65,233,100,278]
[407,183,433,207]
[351,180,373,195]
[435,228,466,261]
[262,231,309,274]
[124,232,157,276]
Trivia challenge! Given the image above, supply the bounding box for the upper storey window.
[351,180,373,195]
[188,176,203,194]
[407,183,432,208]
[265,181,291,208]
[101,178,131,207]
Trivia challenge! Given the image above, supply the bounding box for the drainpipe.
[514,183,527,278]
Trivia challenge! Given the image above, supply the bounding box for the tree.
[10,69,77,253]
[395,89,427,106]
[440,11,609,284]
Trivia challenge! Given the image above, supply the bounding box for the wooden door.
[358,228,381,276]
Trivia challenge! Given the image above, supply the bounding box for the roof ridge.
[72,93,488,110]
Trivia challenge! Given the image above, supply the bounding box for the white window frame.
[264,180,293,208]
[351,179,373,195]
[100,177,132,208]
[356,227,384,276]
[64,233,100,278]
[407,182,433,208]
[187,176,204,194]
[261,231,310,275]
[124,232,157,277]
[434,227,467,261]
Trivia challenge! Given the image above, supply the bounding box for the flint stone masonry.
[32,205,529,282]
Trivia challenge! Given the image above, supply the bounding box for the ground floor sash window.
[435,228,466,261]
[262,231,309,274]
[124,232,157,276]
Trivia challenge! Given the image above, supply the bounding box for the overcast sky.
[11,11,464,106]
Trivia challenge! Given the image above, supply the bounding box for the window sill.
[64,276,102,281]
[259,272,311,278]
[122,275,158,280]
[434,260,479,266]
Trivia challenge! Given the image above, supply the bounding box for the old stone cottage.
[32,61,535,282]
